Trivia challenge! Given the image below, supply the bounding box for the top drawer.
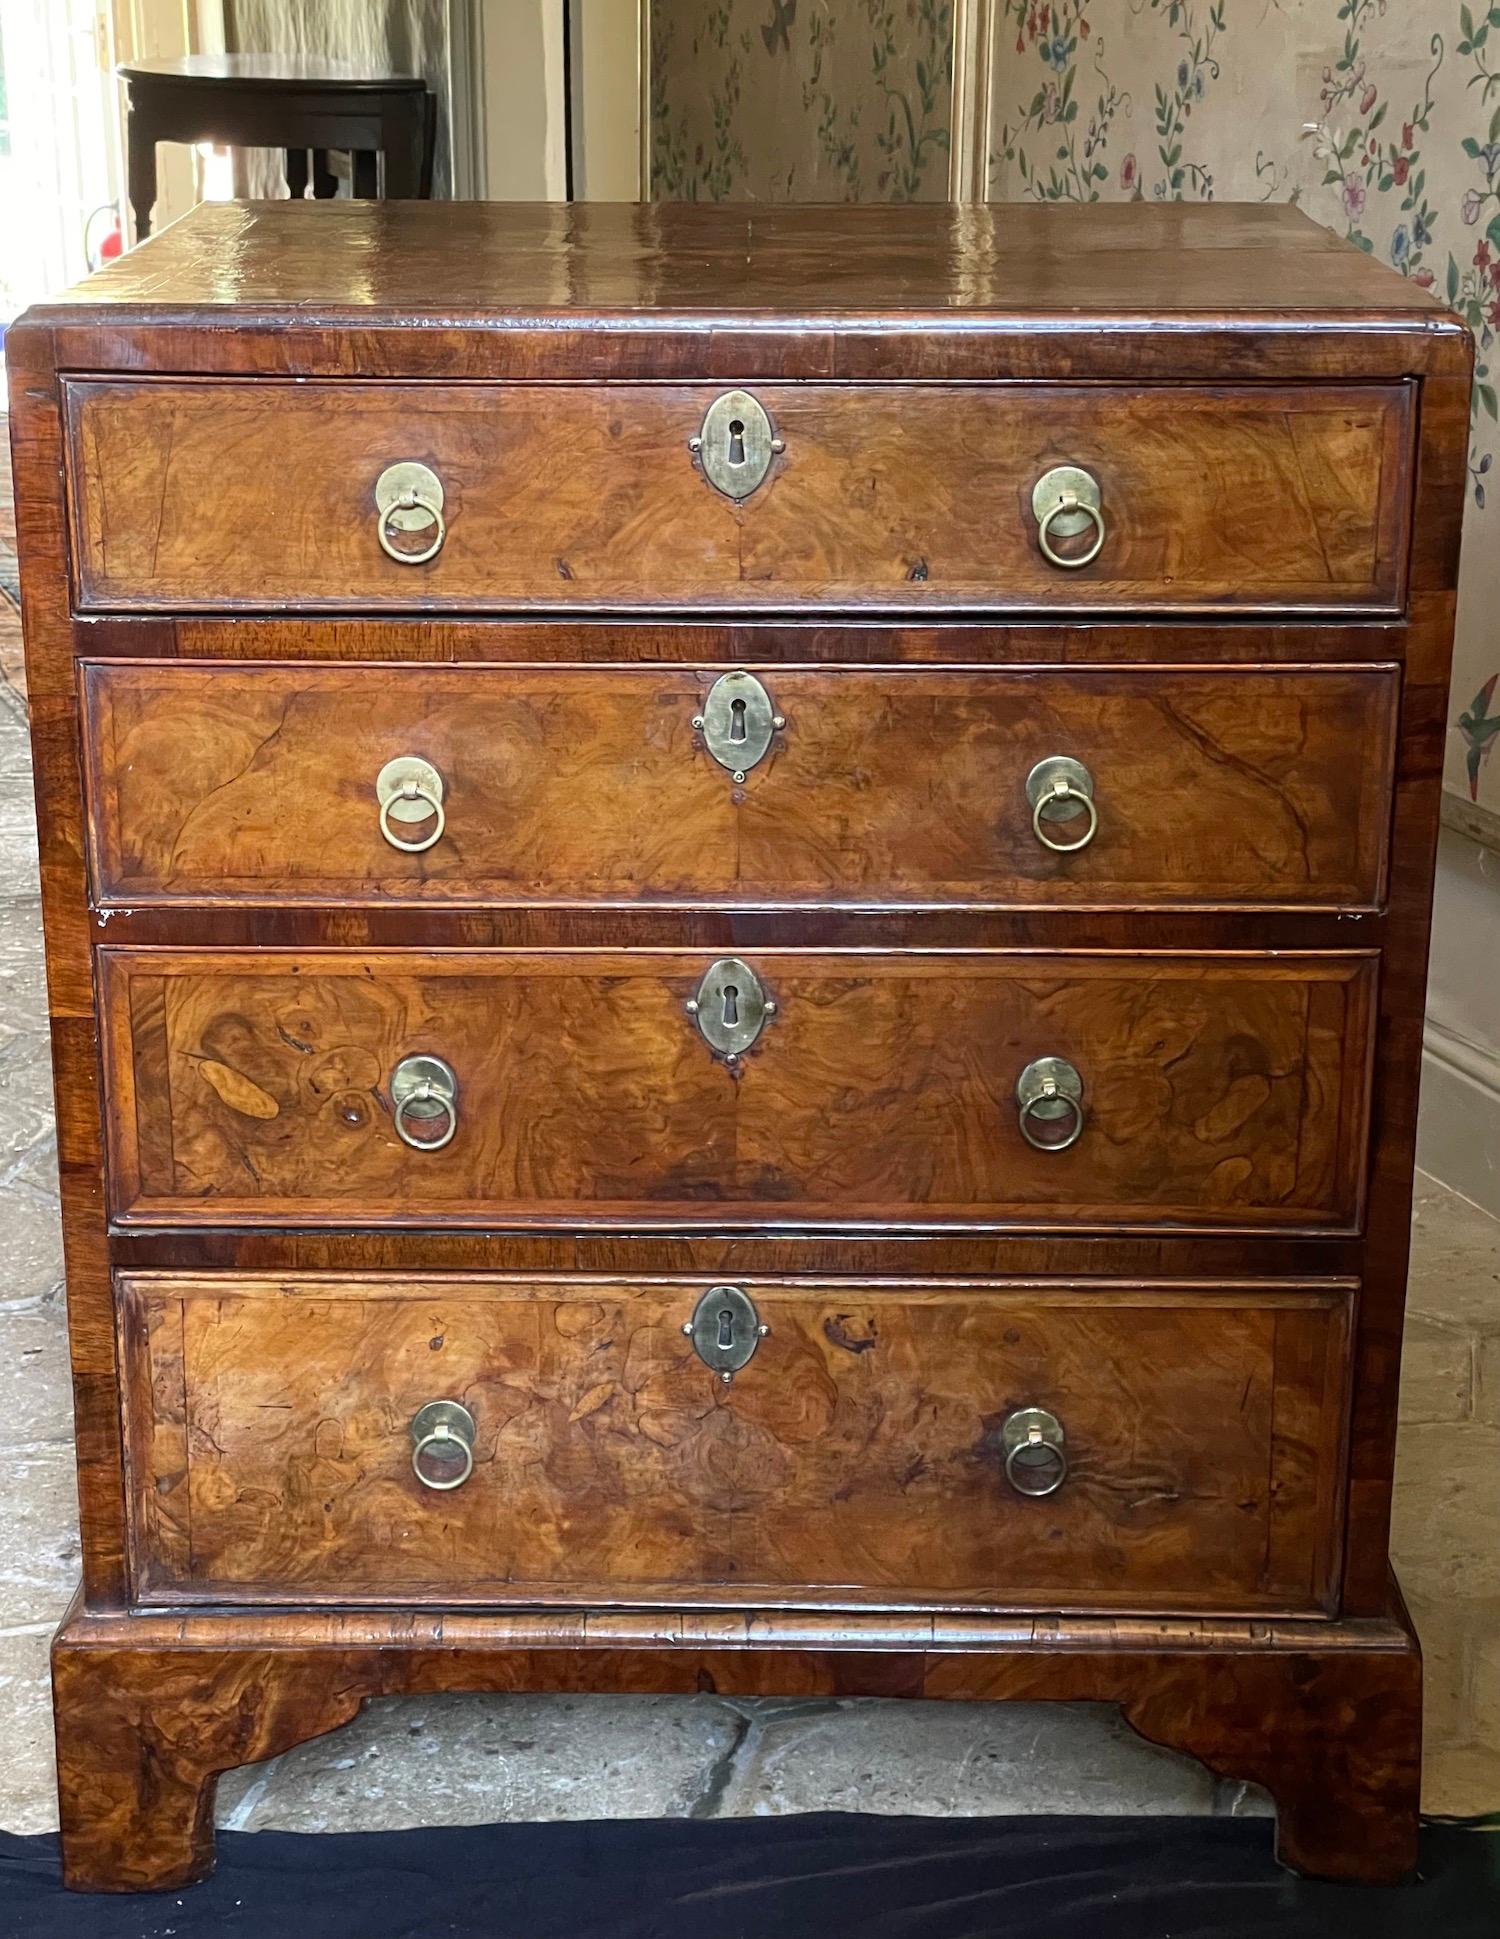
[63,379,1414,616]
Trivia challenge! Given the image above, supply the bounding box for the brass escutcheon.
[689,390,784,501]
[683,1284,769,1383]
[693,671,784,781]
[686,958,774,1060]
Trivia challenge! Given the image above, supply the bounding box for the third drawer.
[99,947,1377,1232]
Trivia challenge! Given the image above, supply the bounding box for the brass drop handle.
[390,1054,459,1152]
[1025,756,1098,854]
[1032,465,1105,570]
[374,461,447,566]
[1016,1056,1085,1152]
[1002,1406,1068,1497]
[410,1399,476,1491]
[376,757,446,853]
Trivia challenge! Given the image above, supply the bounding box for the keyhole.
[717,1307,735,1351]
[721,983,739,1028]
[729,696,748,744]
[727,418,746,466]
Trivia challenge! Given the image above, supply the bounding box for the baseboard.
[1417,1019,1500,1219]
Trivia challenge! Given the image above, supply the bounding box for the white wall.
[470,0,564,200]
[1419,832,1500,1215]
[570,2,643,200]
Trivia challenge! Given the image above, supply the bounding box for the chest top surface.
[28,197,1455,329]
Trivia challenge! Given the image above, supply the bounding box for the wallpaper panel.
[989,0,1498,812]
[650,0,954,201]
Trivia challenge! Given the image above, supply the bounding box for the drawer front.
[66,379,1413,614]
[100,949,1375,1232]
[120,1273,1351,1614]
[83,661,1398,911]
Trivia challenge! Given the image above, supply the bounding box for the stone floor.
[0,405,1495,1838]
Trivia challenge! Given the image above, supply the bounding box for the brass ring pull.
[379,781,445,853]
[1016,1055,1085,1153]
[1025,756,1098,855]
[1032,782,1097,851]
[410,1400,476,1492]
[375,757,446,854]
[1002,1407,1068,1497]
[378,489,446,565]
[1037,495,1105,569]
[374,461,447,567]
[1032,465,1105,571]
[390,1053,458,1152]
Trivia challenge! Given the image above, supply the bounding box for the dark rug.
[0,1814,1496,1939]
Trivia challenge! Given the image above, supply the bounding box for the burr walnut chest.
[8,200,1471,1890]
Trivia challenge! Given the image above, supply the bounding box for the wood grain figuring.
[51,1592,1423,1891]
[117,1273,1351,1614]
[82,661,1399,911]
[137,614,1462,668]
[64,379,1413,615]
[97,949,1376,1231]
[8,201,1471,1889]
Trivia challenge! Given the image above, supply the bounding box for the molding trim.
[446,0,484,200]
[639,0,653,199]
[1418,1017,1500,1219]
[1442,789,1500,858]
[950,0,996,202]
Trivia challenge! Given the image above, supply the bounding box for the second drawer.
[83,660,1398,910]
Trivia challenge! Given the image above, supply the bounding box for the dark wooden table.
[118,53,433,241]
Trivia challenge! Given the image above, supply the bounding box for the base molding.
[52,1589,1422,1893]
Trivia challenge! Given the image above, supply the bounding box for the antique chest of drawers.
[8,200,1470,1889]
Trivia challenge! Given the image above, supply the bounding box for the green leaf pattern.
[651,0,953,203]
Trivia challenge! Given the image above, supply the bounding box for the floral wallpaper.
[990,0,1498,815]
[647,1,1497,815]
[650,1,954,201]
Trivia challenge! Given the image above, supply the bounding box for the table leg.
[285,148,310,200]
[126,106,158,242]
[352,150,379,198]
[381,95,428,200]
[312,150,338,198]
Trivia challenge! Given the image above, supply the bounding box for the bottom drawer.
[120,1273,1352,1616]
